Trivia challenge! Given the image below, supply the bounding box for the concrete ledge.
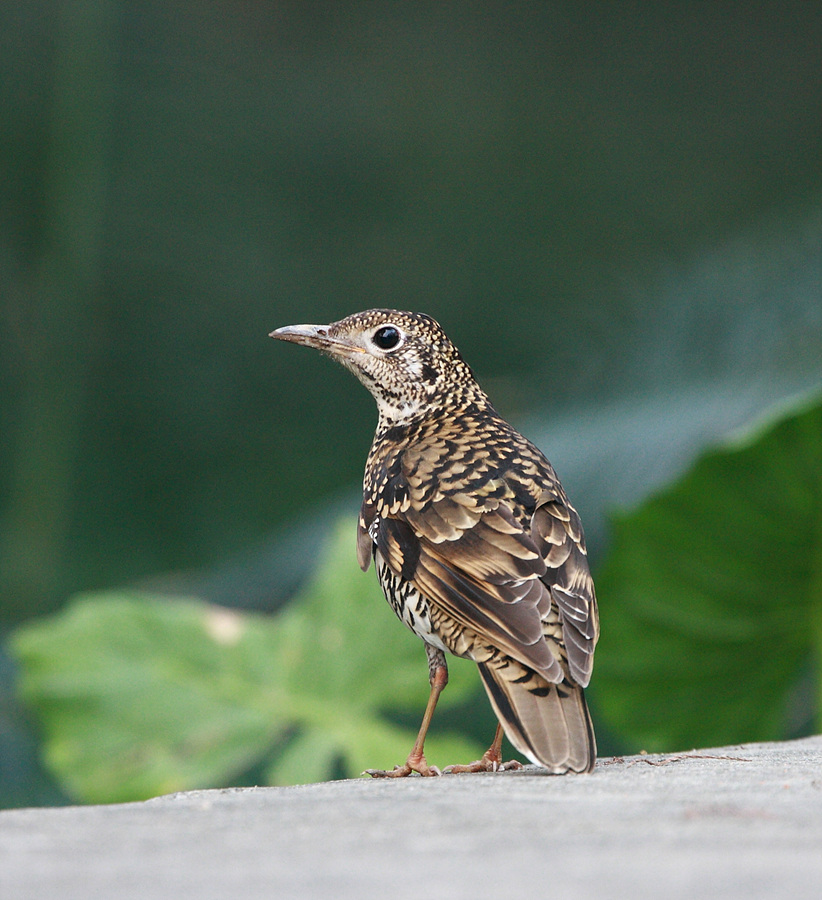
[2,736,821,899]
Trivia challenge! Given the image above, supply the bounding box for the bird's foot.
[443,749,524,775]
[364,754,442,778]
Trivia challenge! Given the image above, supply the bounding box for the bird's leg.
[365,646,448,778]
[443,723,524,774]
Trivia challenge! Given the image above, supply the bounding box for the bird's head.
[271,309,486,426]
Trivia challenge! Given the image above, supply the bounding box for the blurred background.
[2,2,822,807]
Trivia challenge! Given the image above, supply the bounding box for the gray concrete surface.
[1,736,820,899]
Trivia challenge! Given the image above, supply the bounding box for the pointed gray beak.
[269,323,364,354]
[269,323,331,348]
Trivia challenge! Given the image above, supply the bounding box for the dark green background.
[2,2,822,805]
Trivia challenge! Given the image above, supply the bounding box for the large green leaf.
[593,391,822,751]
[12,595,289,802]
[10,522,482,803]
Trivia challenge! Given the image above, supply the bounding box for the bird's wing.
[363,484,563,681]
[531,493,599,687]
[359,472,599,686]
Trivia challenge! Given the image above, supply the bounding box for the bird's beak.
[269,323,329,347]
[269,323,362,355]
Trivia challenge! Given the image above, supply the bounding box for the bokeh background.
[2,2,822,807]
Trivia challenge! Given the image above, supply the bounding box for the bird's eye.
[372,325,402,350]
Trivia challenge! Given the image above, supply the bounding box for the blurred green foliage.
[594,391,822,750]
[11,523,483,803]
[11,394,822,803]
[2,3,822,806]
[3,3,822,620]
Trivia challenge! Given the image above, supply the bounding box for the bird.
[270,309,599,776]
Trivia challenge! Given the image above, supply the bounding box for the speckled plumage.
[271,309,599,775]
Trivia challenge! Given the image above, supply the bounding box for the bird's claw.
[364,758,442,778]
[443,757,524,774]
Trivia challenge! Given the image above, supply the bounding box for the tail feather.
[477,662,596,773]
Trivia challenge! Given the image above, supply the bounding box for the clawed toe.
[443,757,524,774]
[364,758,442,778]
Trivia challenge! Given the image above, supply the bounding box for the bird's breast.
[375,552,448,653]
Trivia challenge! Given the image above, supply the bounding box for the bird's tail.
[477,661,596,773]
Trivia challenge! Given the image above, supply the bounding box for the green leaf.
[593,391,822,751]
[12,595,291,802]
[10,521,484,802]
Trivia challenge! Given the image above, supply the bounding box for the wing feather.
[532,498,599,687]
[375,516,561,680]
[359,454,599,689]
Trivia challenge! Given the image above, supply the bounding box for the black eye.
[372,325,401,350]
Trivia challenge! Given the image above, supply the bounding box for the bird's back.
[358,399,599,772]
